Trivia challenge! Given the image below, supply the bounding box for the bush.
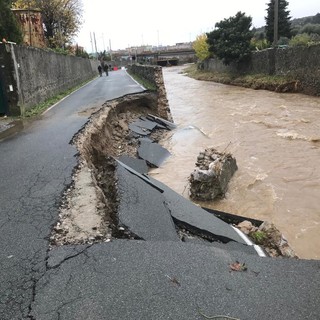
[289,33,313,46]
[251,38,269,50]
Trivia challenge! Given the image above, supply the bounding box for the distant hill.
[253,13,320,34]
[291,13,320,27]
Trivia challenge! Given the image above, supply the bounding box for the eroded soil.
[50,91,170,246]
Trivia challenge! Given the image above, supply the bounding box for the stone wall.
[0,43,99,115]
[127,64,171,120]
[203,44,320,95]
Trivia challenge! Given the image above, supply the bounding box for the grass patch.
[249,230,267,245]
[126,71,157,91]
[23,77,96,118]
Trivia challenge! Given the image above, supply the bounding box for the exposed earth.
[50,91,172,247]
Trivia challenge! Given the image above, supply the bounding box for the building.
[12,9,46,48]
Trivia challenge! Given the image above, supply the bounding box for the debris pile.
[236,220,298,258]
[189,148,238,201]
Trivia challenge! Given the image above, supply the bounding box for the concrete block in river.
[189,148,238,201]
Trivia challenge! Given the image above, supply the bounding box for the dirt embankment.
[185,65,302,94]
[50,91,170,247]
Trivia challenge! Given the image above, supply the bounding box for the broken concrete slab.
[148,176,247,244]
[140,116,167,129]
[128,124,150,136]
[147,114,177,130]
[115,158,246,245]
[117,155,148,174]
[115,162,178,241]
[137,139,171,168]
[189,148,238,201]
[128,115,175,138]
[131,119,158,131]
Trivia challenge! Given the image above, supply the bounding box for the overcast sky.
[75,0,319,52]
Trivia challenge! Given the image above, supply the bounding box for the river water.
[150,66,320,260]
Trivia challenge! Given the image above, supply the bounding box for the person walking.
[103,64,109,76]
[98,65,102,77]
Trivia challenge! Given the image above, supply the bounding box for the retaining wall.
[203,44,320,96]
[127,64,171,120]
[0,43,99,115]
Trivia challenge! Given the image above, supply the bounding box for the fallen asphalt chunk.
[140,116,167,129]
[147,114,177,130]
[128,123,150,136]
[115,161,178,241]
[131,118,158,131]
[116,157,247,245]
[138,139,171,167]
[148,176,247,244]
[117,155,148,174]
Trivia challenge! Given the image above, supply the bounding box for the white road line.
[231,225,267,257]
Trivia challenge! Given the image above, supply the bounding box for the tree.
[265,0,291,44]
[193,33,210,61]
[300,23,320,36]
[12,0,82,48]
[206,11,253,65]
[0,0,23,43]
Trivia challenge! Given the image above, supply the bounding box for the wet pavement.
[0,71,144,319]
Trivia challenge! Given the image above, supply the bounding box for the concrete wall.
[127,64,171,120]
[0,43,99,115]
[203,44,320,95]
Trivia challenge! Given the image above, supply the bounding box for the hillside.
[253,13,320,34]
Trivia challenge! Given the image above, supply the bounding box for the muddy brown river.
[150,66,320,260]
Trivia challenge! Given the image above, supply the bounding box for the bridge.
[135,49,196,66]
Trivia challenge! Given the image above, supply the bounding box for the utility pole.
[102,33,106,52]
[93,32,98,57]
[109,39,113,61]
[90,32,94,55]
[273,0,279,46]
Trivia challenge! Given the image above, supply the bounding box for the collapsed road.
[51,91,252,248]
[0,69,319,320]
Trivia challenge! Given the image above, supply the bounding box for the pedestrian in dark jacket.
[98,65,102,77]
[103,64,109,76]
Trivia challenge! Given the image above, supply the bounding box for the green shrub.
[289,33,312,46]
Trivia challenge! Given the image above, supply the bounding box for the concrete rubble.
[189,148,238,201]
[236,220,298,258]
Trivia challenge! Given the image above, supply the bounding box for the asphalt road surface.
[0,69,319,320]
[0,70,143,319]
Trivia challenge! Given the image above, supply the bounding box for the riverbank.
[152,65,320,259]
[184,64,301,94]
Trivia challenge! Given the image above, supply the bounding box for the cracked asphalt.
[1,69,319,320]
[0,71,143,319]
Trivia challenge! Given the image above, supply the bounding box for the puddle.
[0,119,24,140]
